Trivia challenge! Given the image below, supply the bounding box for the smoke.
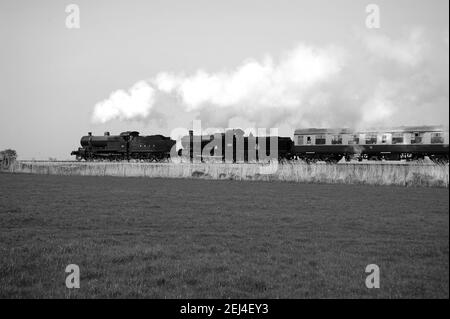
[92,27,449,131]
[361,27,426,67]
[92,81,155,123]
[153,44,343,112]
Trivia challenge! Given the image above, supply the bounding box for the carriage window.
[348,135,359,145]
[392,133,404,144]
[306,136,312,144]
[297,136,304,145]
[331,135,342,145]
[315,135,326,145]
[411,132,423,144]
[365,134,377,144]
[431,132,444,144]
[381,134,388,144]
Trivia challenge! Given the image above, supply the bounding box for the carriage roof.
[294,125,447,135]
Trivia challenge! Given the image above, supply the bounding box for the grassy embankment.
[5,160,449,187]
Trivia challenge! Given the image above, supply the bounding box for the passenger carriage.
[293,125,449,163]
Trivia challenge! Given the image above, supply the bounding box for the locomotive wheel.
[305,158,318,164]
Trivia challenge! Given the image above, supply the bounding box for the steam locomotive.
[71,125,449,163]
[71,131,175,161]
[179,129,293,162]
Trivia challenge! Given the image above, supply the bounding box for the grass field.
[0,172,448,298]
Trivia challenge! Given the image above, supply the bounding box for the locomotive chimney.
[104,131,110,136]
[88,132,92,136]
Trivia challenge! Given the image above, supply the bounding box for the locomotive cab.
[120,131,140,141]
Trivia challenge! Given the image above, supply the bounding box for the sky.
[0,0,448,159]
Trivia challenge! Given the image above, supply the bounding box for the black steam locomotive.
[71,125,449,163]
[179,129,293,162]
[71,131,175,161]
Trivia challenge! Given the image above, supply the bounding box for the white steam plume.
[92,81,155,123]
[153,45,342,111]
